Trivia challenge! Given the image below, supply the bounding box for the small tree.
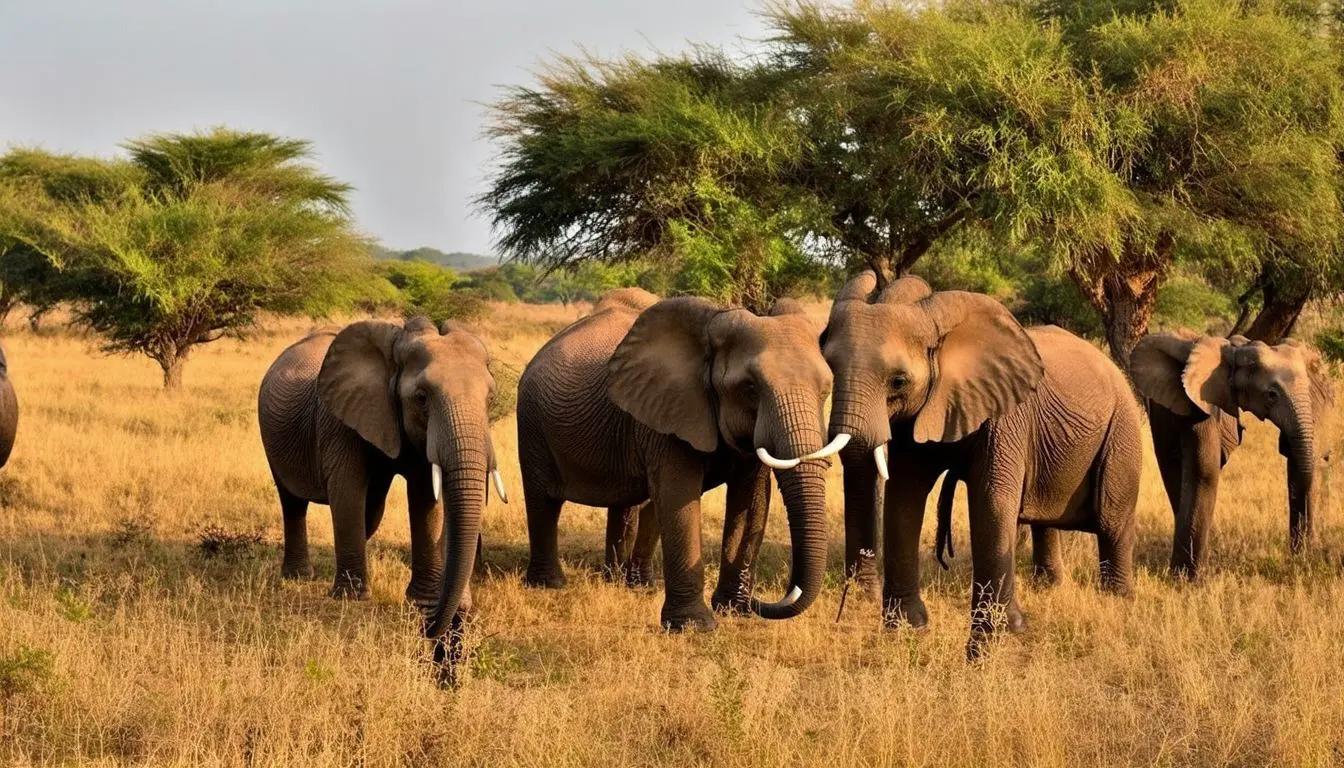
[0,130,369,388]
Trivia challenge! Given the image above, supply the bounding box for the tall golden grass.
[2,303,1343,766]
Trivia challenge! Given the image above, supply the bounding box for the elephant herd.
[255,272,1334,673]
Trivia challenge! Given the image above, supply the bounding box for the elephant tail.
[935,469,958,570]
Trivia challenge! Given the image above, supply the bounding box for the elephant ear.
[1183,336,1238,417]
[1279,339,1335,417]
[1130,332,1201,416]
[318,320,403,458]
[913,291,1044,443]
[877,275,933,304]
[608,297,722,452]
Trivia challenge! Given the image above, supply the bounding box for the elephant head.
[1132,331,1335,550]
[607,297,838,619]
[317,316,504,637]
[822,270,1045,474]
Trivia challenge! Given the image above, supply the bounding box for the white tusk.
[756,446,801,470]
[803,432,851,460]
[432,463,443,502]
[873,443,890,482]
[491,468,508,504]
[778,585,803,607]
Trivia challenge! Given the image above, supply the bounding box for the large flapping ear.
[913,291,1045,443]
[1130,332,1201,416]
[1279,339,1335,417]
[877,275,933,304]
[318,320,404,458]
[608,297,722,452]
[1183,336,1238,416]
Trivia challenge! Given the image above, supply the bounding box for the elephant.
[821,271,1143,658]
[516,288,844,631]
[257,316,506,654]
[0,343,16,468]
[1130,331,1334,578]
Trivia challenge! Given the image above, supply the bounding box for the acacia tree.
[479,53,824,312]
[0,130,369,388]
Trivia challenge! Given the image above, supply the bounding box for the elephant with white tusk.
[516,288,839,630]
[257,317,506,653]
[1131,331,1335,578]
[822,271,1144,660]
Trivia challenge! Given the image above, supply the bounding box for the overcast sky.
[0,0,768,255]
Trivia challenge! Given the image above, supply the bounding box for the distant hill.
[369,245,498,273]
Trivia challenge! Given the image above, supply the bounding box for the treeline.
[478,0,1344,362]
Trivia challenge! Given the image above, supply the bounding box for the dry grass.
[2,303,1344,766]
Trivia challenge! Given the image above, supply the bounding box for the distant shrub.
[1316,328,1344,365]
[1154,273,1236,333]
[1017,274,1103,338]
[377,260,488,324]
[196,524,265,559]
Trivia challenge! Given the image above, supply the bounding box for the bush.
[378,260,488,324]
[1154,273,1237,334]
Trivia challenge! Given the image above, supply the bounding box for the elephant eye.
[414,390,429,408]
[890,372,909,391]
[740,380,758,403]
[1266,388,1280,404]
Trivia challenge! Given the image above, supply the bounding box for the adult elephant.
[517,289,841,631]
[0,343,16,468]
[258,317,506,650]
[822,271,1142,658]
[1130,332,1334,578]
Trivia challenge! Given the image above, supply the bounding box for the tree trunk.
[1100,268,1161,366]
[159,346,189,390]
[1244,280,1310,343]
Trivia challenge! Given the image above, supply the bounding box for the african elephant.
[1130,331,1334,578]
[517,288,842,631]
[257,317,506,648]
[822,271,1143,658]
[0,343,16,468]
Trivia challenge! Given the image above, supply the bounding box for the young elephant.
[822,271,1142,658]
[257,317,506,645]
[517,289,842,631]
[1130,332,1334,577]
[0,343,17,468]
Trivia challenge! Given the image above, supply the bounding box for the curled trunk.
[749,461,828,619]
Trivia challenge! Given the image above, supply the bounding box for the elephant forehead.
[825,304,934,360]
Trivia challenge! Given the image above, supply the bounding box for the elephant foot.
[1168,559,1200,583]
[661,603,718,633]
[847,553,880,600]
[281,560,313,580]
[1006,602,1028,634]
[1029,565,1063,588]
[710,571,752,615]
[965,630,994,663]
[523,563,567,589]
[329,577,370,600]
[881,597,929,630]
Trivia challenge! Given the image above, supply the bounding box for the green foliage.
[1316,327,1344,365]
[0,645,54,701]
[376,260,487,324]
[1154,272,1238,334]
[0,129,370,386]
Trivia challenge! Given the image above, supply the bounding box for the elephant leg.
[1096,407,1142,596]
[712,463,771,614]
[841,448,882,598]
[653,446,715,632]
[604,505,640,583]
[524,493,566,589]
[329,472,372,599]
[881,459,942,630]
[965,485,1022,660]
[627,502,659,588]
[278,484,312,580]
[405,465,445,607]
[1030,526,1065,586]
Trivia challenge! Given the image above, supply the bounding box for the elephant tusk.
[802,432,851,460]
[491,468,508,504]
[756,446,801,470]
[778,585,803,607]
[432,463,443,502]
[873,443,890,482]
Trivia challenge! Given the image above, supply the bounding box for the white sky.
[0,0,768,255]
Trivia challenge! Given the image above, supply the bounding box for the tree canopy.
[480,0,1344,361]
[0,129,370,387]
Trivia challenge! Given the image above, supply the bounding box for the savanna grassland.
[2,302,1344,767]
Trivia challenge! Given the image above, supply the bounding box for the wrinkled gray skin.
[0,344,17,468]
[1131,332,1334,578]
[517,288,834,630]
[823,272,1143,659]
[258,317,498,657]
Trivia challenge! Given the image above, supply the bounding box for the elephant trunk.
[1279,395,1317,554]
[828,370,892,477]
[423,408,490,639]
[749,392,829,620]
